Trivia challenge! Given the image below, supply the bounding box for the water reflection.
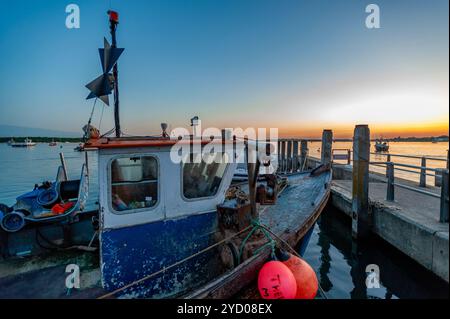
[303,204,449,299]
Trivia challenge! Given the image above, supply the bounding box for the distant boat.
[374,139,389,152]
[7,138,14,146]
[49,139,57,146]
[74,143,84,151]
[10,138,36,147]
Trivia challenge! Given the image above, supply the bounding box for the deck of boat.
[261,172,330,239]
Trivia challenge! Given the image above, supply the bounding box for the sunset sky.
[0,0,448,138]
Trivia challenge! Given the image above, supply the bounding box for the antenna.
[108,10,121,137]
[84,10,124,138]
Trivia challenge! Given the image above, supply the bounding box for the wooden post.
[386,154,391,177]
[300,140,308,171]
[59,152,68,180]
[386,162,395,201]
[440,169,449,223]
[435,168,444,187]
[347,149,351,165]
[246,141,260,220]
[277,140,281,173]
[292,140,299,172]
[286,140,292,172]
[281,140,286,173]
[321,130,333,165]
[419,157,427,187]
[447,150,449,170]
[352,125,371,239]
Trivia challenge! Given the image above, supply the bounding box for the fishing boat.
[10,138,36,147]
[0,10,331,299]
[374,139,389,152]
[49,139,57,147]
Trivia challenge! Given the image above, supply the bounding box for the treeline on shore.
[0,137,83,143]
[388,135,449,142]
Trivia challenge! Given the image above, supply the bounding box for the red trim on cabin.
[85,137,240,149]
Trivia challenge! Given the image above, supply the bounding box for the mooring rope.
[97,224,254,299]
[257,223,328,299]
[237,219,276,265]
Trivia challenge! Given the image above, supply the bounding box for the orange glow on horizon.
[278,121,449,139]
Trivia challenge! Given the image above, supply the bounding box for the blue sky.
[0,0,448,137]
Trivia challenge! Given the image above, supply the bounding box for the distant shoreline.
[1,136,448,143]
[0,137,83,143]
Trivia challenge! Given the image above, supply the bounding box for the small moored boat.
[10,138,36,147]
[374,139,389,152]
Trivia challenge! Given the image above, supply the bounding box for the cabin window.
[182,153,228,199]
[110,156,158,212]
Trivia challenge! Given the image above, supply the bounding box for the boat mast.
[108,10,121,138]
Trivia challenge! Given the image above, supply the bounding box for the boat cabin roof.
[85,136,241,150]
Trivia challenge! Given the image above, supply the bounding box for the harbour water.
[0,143,99,210]
[302,205,448,299]
[0,141,448,299]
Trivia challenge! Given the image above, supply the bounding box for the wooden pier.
[277,127,449,282]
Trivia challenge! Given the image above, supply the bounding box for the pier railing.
[275,136,448,223]
[330,148,449,223]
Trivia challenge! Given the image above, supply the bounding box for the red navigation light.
[108,10,119,23]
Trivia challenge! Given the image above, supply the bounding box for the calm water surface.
[302,205,448,299]
[0,143,98,210]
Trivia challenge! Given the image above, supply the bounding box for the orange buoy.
[257,260,297,299]
[279,250,318,299]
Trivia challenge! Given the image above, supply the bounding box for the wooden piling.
[281,140,286,173]
[277,140,281,172]
[419,157,427,187]
[292,140,299,172]
[352,125,371,239]
[286,140,292,172]
[435,168,444,187]
[386,162,395,201]
[321,130,333,165]
[300,140,308,171]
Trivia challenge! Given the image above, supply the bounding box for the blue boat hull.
[101,211,223,298]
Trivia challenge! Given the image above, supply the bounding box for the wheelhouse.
[87,136,244,297]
